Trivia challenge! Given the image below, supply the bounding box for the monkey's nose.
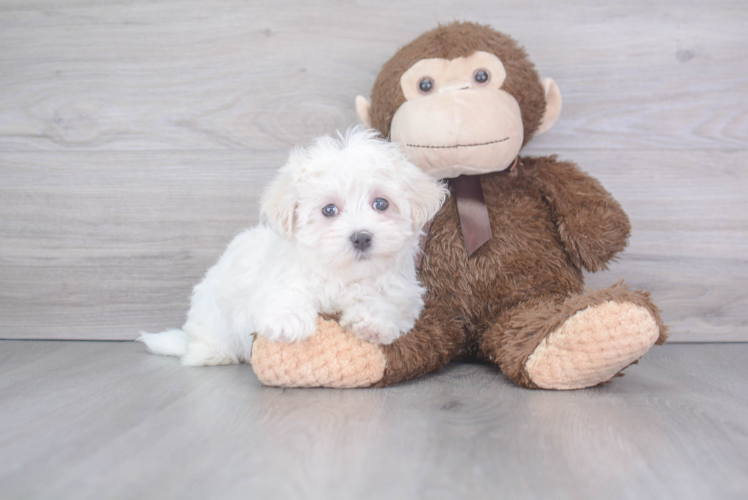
[438,80,471,92]
[350,231,373,251]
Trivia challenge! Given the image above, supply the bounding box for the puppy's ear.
[260,153,302,238]
[399,159,449,230]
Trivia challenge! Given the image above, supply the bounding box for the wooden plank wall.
[1,0,746,341]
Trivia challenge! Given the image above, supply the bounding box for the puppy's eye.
[373,198,389,211]
[473,69,490,85]
[418,77,434,94]
[322,204,339,217]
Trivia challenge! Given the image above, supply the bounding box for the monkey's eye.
[322,204,339,217]
[418,77,434,94]
[373,198,389,211]
[473,69,491,85]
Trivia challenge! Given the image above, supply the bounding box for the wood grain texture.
[0,0,746,340]
[0,341,747,500]
[0,150,286,338]
[0,0,746,152]
[2,149,745,341]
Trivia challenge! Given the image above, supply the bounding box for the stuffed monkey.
[250,22,667,390]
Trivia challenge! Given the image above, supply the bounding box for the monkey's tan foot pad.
[250,317,386,388]
[524,301,659,390]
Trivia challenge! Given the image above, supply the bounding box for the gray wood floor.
[1,0,747,342]
[1,341,747,500]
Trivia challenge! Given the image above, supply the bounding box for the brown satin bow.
[416,157,518,269]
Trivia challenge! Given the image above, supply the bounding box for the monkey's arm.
[374,300,467,387]
[527,156,631,272]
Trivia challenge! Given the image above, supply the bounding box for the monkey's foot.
[523,301,660,390]
[250,317,386,388]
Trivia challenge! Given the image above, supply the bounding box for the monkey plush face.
[356,22,562,179]
[390,51,524,178]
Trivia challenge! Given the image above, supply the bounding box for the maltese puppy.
[139,128,447,366]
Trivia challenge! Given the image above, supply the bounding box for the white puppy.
[139,128,447,366]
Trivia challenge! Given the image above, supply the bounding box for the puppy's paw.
[256,310,317,343]
[353,322,401,344]
[341,307,401,345]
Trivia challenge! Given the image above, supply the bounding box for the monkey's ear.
[355,95,373,128]
[536,78,562,135]
[260,157,300,239]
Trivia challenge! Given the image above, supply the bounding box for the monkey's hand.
[530,156,631,272]
[250,317,386,388]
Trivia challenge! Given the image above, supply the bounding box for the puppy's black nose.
[350,231,373,251]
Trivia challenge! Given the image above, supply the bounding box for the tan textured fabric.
[391,50,522,179]
[390,88,523,178]
[536,77,562,135]
[525,302,659,390]
[355,95,372,128]
[250,318,386,388]
[398,51,508,101]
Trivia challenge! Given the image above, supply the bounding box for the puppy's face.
[294,169,413,272]
[261,129,447,278]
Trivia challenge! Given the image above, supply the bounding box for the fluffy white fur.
[139,128,447,366]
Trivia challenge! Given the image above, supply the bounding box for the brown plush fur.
[376,300,469,387]
[375,155,667,387]
[366,23,668,388]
